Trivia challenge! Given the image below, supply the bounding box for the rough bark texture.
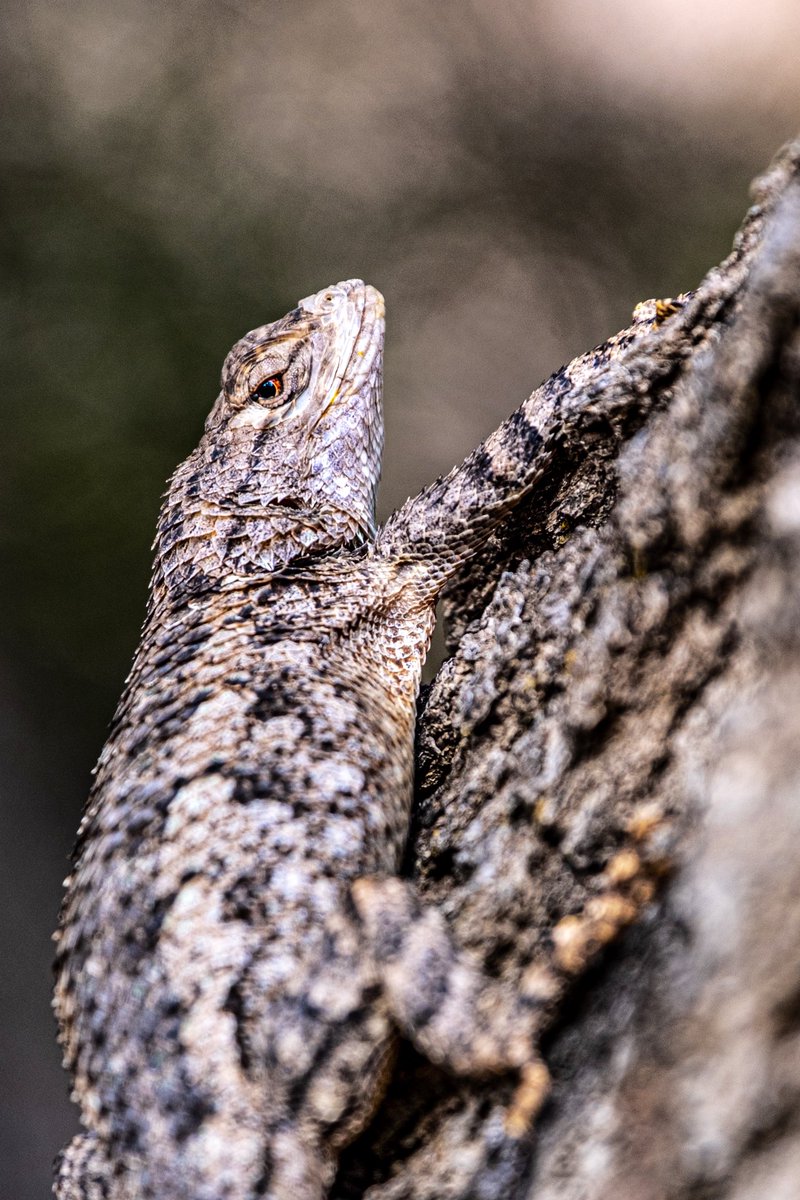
[335,139,800,1198]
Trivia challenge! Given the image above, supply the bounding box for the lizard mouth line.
[310,287,382,433]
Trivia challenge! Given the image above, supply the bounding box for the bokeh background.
[1,2,798,1196]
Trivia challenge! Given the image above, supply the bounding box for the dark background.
[1,2,797,1196]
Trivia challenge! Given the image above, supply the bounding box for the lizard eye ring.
[250,375,284,406]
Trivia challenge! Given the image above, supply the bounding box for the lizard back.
[54,281,436,1199]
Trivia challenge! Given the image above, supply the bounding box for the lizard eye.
[250,375,284,405]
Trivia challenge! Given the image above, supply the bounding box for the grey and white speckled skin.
[53,279,662,1200]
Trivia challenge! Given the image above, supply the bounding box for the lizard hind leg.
[255,1128,334,1200]
[53,1128,333,1200]
[351,877,554,1138]
[54,1132,120,1200]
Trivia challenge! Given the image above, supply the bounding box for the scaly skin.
[54,279,666,1199]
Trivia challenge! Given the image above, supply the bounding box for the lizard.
[53,278,668,1200]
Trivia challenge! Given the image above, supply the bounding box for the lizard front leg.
[373,297,689,602]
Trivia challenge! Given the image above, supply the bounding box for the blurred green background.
[1,2,797,1195]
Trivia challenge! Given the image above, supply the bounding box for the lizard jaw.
[299,278,385,430]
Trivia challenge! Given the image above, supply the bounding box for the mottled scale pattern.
[54,279,672,1199]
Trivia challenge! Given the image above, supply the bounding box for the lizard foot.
[351,877,555,1122]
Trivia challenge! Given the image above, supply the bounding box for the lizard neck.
[149,437,376,610]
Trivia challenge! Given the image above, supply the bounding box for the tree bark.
[335,138,800,1199]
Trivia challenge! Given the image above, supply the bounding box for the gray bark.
[334,138,800,1199]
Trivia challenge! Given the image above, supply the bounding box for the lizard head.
[216,278,385,540]
[155,280,385,598]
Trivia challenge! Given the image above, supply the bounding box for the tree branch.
[335,137,800,1199]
